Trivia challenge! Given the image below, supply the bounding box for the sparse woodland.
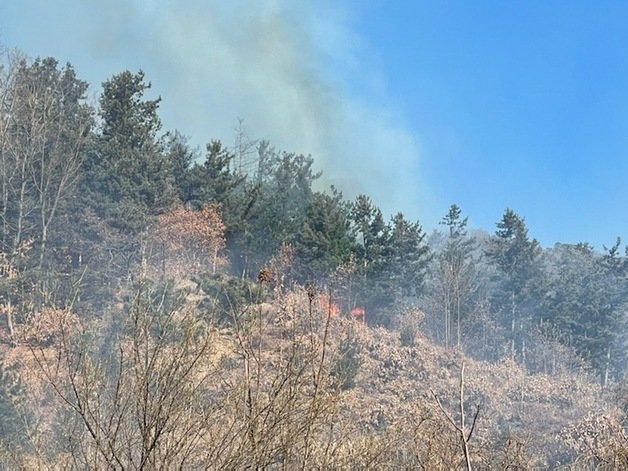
[0,51,626,469]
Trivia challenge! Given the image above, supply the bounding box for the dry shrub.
[564,411,628,469]
[14,307,80,346]
[147,203,227,283]
[0,278,620,469]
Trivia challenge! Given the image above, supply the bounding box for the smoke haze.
[0,0,432,222]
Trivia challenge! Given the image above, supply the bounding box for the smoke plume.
[1,0,432,221]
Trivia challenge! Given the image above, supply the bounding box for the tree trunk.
[510,289,516,362]
[456,291,461,349]
[5,299,15,346]
[602,346,611,386]
[14,166,29,256]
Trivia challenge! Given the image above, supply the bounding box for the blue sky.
[347,1,628,250]
[1,1,628,249]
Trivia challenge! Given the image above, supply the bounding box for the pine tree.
[388,212,430,300]
[227,143,321,278]
[294,188,354,281]
[163,131,198,204]
[349,195,390,319]
[350,194,389,278]
[486,209,541,364]
[81,70,175,234]
[185,140,243,207]
[348,197,429,325]
[434,204,477,349]
[544,241,628,384]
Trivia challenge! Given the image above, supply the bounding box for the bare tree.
[432,361,481,471]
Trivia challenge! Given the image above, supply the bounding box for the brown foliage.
[149,204,226,281]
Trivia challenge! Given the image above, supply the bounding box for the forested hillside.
[0,52,626,468]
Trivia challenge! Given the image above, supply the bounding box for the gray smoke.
[1,0,434,222]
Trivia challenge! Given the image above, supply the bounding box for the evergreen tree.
[228,142,321,278]
[348,197,429,325]
[257,144,320,245]
[486,208,542,364]
[350,194,389,279]
[543,241,628,384]
[185,140,243,208]
[388,212,430,300]
[294,187,354,281]
[81,70,175,234]
[349,195,390,318]
[163,131,198,204]
[69,70,177,300]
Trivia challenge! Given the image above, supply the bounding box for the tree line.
[0,52,626,387]
[0,50,627,468]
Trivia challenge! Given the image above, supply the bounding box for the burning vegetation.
[0,52,626,468]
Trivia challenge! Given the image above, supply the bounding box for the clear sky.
[1,1,628,249]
